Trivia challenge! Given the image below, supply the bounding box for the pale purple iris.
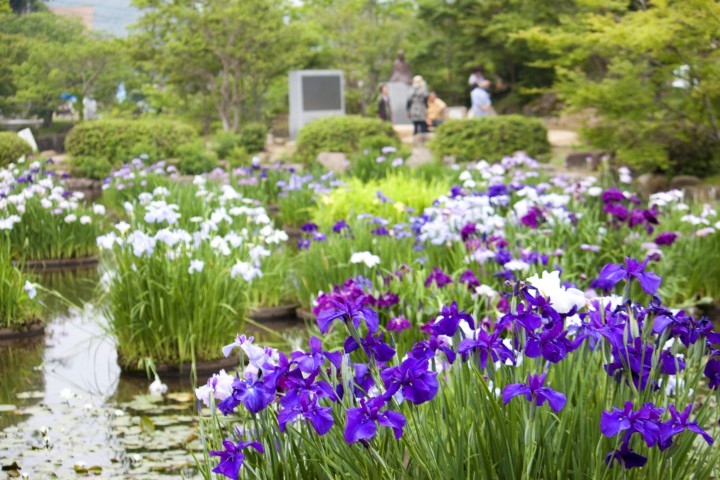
[210,439,263,479]
[459,269,480,289]
[502,373,566,412]
[387,316,412,332]
[291,336,342,374]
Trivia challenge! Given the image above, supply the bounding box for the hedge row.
[429,115,551,162]
[0,132,33,167]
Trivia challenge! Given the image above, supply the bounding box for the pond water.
[0,268,302,479]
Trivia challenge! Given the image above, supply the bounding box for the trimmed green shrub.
[239,122,268,153]
[213,131,243,159]
[0,132,33,166]
[294,116,398,165]
[69,155,113,180]
[177,142,216,175]
[227,146,252,168]
[358,134,401,153]
[65,118,197,164]
[429,115,551,162]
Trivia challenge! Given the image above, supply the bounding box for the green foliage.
[294,116,398,165]
[227,146,251,168]
[350,146,406,183]
[0,244,40,329]
[357,134,401,153]
[132,0,306,130]
[521,0,720,176]
[239,122,268,153]
[69,155,113,180]
[0,132,32,166]
[65,118,197,164]
[430,115,551,162]
[213,131,243,159]
[177,142,217,175]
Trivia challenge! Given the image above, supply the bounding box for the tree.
[132,0,305,132]
[297,0,414,114]
[522,0,720,175]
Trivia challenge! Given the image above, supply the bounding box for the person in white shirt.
[470,80,493,118]
[468,66,486,87]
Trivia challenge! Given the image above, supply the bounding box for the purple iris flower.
[312,232,327,242]
[488,184,508,197]
[387,316,411,332]
[431,302,474,337]
[410,335,456,364]
[705,359,720,389]
[654,231,677,246]
[520,206,543,229]
[262,352,295,391]
[424,267,453,288]
[460,223,477,241]
[658,350,686,375]
[502,373,566,412]
[297,239,311,249]
[278,391,334,435]
[600,401,665,449]
[376,190,394,203]
[344,332,396,363]
[291,336,342,375]
[316,296,379,334]
[601,188,625,203]
[301,222,319,232]
[495,249,512,266]
[352,362,375,398]
[596,257,662,295]
[376,292,399,308]
[371,226,390,236]
[449,185,465,198]
[459,269,480,289]
[659,404,714,450]
[604,337,653,391]
[458,328,515,368]
[497,302,543,332]
[344,397,406,444]
[604,202,628,220]
[380,357,439,404]
[210,439,263,479]
[605,445,647,470]
[218,378,275,415]
[333,219,349,233]
[524,321,577,364]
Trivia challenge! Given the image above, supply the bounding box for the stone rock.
[406,147,433,167]
[636,173,669,200]
[682,185,720,203]
[565,150,605,170]
[442,155,456,166]
[63,177,103,201]
[316,152,349,174]
[669,175,702,189]
[548,129,580,148]
[522,93,562,117]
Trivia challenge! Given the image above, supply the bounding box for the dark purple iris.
[459,269,480,289]
[210,439,263,479]
[410,335,456,364]
[344,332,396,363]
[458,328,514,368]
[488,184,508,197]
[316,296,379,334]
[601,188,625,203]
[659,404,714,450]
[502,372,566,412]
[376,292,399,308]
[596,257,662,295]
[520,206,543,229]
[431,302,474,337]
[605,445,647,470]
[654,231,677,246]
[460,223,477,241]
[344,397,406,444]
[301,222,319,232]
[424,267,453,288]
[371,226,389,236]
[604,337,653,391]
[332,219,349,233]
[705,358,720,389]
[524,321,577,364]
[380,357,439,404]
[600,401,665,453]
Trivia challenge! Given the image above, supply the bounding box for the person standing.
[378,84,392,122]
[426,91,447,129]
[470,80,493,118]
[407,75,428,135]
[468,66,486,88]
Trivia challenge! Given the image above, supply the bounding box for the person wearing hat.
[407,75,429,135]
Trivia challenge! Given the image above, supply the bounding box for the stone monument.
[387,51,413,125]
[288,70,345,140]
